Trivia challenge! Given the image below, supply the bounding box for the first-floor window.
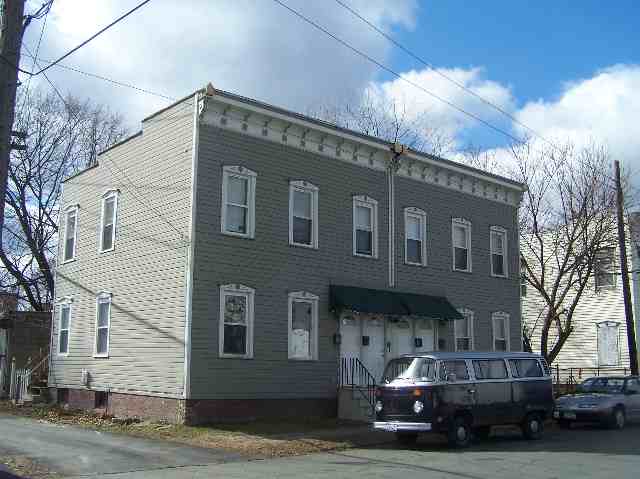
[455,309,473,351]
[597,321,620,366]
[288,291,319,360]
[219,284,254,358]
[95,292,112,357]
[58,301,71,355]
[492,312,509,351]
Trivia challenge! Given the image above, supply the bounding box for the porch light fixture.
[333,333,342,345]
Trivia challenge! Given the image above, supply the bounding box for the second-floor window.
[100,191,119,252]
[595,247,616,290]
[221,166,257,238]
[289,180,318,248]
[353,195,378,258]
[405,207,427,266]
[490,226,508,277]
[452,218,471,272]
[63,206,79,262]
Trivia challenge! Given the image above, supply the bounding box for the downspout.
[387,144,404,288]
[183,89,206,400]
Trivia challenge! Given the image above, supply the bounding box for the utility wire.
[22,0,154,77]
[272,0,524,145]
[333,0,560,152]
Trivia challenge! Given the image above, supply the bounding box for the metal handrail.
[339,357,377,407]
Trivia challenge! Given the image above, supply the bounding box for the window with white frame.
[492,312,510,351]
[595,247,616,290]
[99,190,119,252]
[62,205,79,262]
[289,180,318,248]
[455,309,474,351]
[405,207,427,266]
[490,226,508,277]
[597,321,620,366]
[288,291,319,360]
[353,196,378,257]
[520,258,527,297]
[94,292,112,357]
[221,166,257,238]
[452,218,471,272]
[219,284,254,358]
[57,300,72,355]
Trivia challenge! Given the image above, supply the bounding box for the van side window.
[439,360,469,381]
[473,359,507,380]
[509,359,543,378]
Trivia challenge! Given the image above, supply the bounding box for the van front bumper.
[373,421,432,433]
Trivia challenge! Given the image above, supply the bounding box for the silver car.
[553,376,640,429]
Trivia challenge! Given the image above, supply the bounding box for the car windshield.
[382,357,436,383]
[578,377,625,394]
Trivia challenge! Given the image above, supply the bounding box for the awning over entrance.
[329,285,463,320]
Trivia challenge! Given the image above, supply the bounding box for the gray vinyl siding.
[189,125,521,400]
[49,100,194,398]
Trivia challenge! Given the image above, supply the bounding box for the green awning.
[329,285,463,320]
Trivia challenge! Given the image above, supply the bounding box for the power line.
[21,52,175,101]
[332,0,559,152]
[272,0,525,146]
[21,0,154,77]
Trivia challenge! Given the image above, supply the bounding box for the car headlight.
[413,400,424,414]
[375,400,383,412]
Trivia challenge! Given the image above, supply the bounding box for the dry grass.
[2,454,58,479]
[0,401,360,459]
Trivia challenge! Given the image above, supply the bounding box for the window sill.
[93,354,109,359]
[288,356,316,361]
[56,353,69,358]
[99,247,115,254]
[491,273,509,279]
[61,258,77,265]
[221,230,255,240]
[354,252,378,259]
[289,242,318,250]
[453,268,472,274]
[219,354,254,359]
[405,261,427,268]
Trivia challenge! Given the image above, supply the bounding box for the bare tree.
[310,89,455,157]
[1,89,127,310]
[515,140,621,364]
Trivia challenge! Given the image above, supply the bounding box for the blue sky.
[21,0,640,173]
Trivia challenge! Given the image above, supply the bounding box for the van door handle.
[467,389,476,394]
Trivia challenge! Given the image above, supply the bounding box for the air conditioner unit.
[81,369,90,387]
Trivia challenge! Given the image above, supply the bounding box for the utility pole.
[0,0,27,247]
[614,160,639,375]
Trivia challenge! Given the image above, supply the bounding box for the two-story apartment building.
[49,84,526,424]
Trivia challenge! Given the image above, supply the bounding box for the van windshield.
[382,358,436,383]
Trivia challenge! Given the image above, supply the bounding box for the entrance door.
[340,316,360,362]
[415,318,436,353]
[361,316,385,382]
[387,318,413,360]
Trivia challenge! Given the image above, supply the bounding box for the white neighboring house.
[521,215,640,378]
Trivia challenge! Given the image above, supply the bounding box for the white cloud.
[514,65,640,168]
[20,0,418,128]
[364,66,516,147]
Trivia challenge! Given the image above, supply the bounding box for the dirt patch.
[2,454,58,479]
[0,401,368,459]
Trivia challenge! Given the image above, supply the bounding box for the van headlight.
[413,400,424,414]
[375,400,383,412]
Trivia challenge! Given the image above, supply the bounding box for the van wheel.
[522,413,544,440]
[447,416,472,448]
[607,407,625,430]
[395,432,418,445]
[473,426,491,441]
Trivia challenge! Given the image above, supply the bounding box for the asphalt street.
[1,413,639,478]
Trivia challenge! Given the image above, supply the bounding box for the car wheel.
[395,432,418,445]
[473,426,491,441]
[608,407,625,430]
[522,413,544,440]
[557,419,571,430]
[447,416,472,448]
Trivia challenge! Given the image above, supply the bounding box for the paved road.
[2,413,639,478]
[0,413,244,477]
[90,423,640,479]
